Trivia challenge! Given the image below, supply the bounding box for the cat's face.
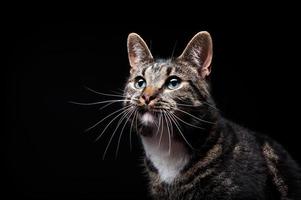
[124,32,213,133]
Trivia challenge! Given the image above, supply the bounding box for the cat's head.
[124,31,215,135]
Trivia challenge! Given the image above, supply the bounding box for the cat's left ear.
[127,33,153,71]
[178,31,213,78]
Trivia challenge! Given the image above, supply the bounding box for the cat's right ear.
[177,31,213,78]
[127,33,153,71]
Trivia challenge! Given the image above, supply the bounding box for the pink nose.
[142,94,156,104]
[141,86,159,105]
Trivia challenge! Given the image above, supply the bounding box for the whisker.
[98,102,116,111]
[176,98,218,111]
[165,111,174,137]
[129,110,138,152]
[94,106,133,141]
[69,99,131,106]
[102,107,134,160]
[98,99,137,111]
[115,108,136,158]
[109,89,124,95]
[203,102,219,110]
[158,110,164,148]
[153,114,159,128]
[170,112,204,130]
[170,40,178,59]
[155,113,162,137]
[166,111,181,128]
[135,110,139,134]
[86,105,132,132]
[85,86,128,98]
[175,108,215,124]
[176,103,201,107]
[163,111,171,155]
[167,111,196,150]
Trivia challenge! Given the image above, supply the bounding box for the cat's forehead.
[139,62,172,85]
[145,62,172,75]
[134,60,198,82]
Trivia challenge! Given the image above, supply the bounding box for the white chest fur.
[141,130,189,184]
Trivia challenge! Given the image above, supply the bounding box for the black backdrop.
[5,10,301,200]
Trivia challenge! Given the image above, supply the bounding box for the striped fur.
[124,32,301,199]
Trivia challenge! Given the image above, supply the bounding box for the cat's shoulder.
[223,118,300,166]
[221,118,287,154]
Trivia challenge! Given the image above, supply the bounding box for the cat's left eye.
[167,77,181,90]
[134,77,146,89]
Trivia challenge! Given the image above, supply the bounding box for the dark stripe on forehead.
[166,66,172,76]
[173,64,181,73]
[151,63,156,70]
[152,63,161,73]
[142,67,147,76]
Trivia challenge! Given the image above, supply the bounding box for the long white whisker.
[166,111,181,128]
[176,98,218,110]
[115,108,136,158]
[85,86,128,98]
[135,110,139,134]
[98,101,116,111]
[163,111,171,155]
[86,105,132,132]
[165,111,174,137]
[178,104,217,112]
[158,110,164,148]
[129,110,138,152]
[176,103,201,107]
[171,112,204,130]
[153,114,159,128]
[102,108,133,159]
[155,113,162,137]
[203,102,219,110]
[94,106,132,141]
[69,99,131,106]
[168,112,195,150]
[175,108,215,124]
[170,40,178,59]
[110,89,125,95]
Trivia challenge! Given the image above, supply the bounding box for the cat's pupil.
[167,78,181,89]
[138,80,144,87]
[170,79,178,86]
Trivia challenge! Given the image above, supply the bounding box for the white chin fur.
[141,134,189,184]
[141,112,155,125]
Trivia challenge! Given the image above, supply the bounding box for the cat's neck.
[140,126,190,184]
[140,112,221,184]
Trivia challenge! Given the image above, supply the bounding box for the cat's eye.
[167,77,181,90]
[134,77,146,89]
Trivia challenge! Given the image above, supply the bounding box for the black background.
[5,7,301,200]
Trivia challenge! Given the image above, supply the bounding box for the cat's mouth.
[135,105,155,124]
[134,102,172,127]
[141,111,155,126]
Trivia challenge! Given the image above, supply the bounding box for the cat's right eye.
[134,77,146,89]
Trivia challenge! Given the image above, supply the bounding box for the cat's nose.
[141,86,158,105]
[142,94,156,104]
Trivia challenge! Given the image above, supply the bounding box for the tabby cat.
[124,31,301,199]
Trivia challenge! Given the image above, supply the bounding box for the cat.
[123,31,301,200]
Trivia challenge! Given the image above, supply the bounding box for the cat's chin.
[138,112,157,136]
[141,112,156,126]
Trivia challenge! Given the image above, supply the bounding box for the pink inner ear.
[177,31,213,78]
[129,54,139,69]
[199,49,212,78]
[200,66,211,78]
[127,33,153,70]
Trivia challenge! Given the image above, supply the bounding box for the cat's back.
[224,119,301,199]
